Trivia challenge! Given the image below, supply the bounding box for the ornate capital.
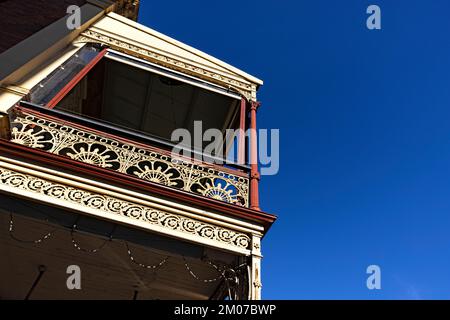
[253,280,262,289]
[251,171,261,181]
[114,0,140,21]
[250,101,261,112]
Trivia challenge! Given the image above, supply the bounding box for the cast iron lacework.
[9,109,249,207]
[0,167,251,250]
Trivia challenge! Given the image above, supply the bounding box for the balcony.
[6,104,250,207]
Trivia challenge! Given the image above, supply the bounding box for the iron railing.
[8,105,250,207]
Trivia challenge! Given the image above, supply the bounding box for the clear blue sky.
[138,0,450,299]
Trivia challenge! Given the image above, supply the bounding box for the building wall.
[0,0,140,55]
[0,0,87,54]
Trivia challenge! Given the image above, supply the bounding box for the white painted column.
[250,234,263,300]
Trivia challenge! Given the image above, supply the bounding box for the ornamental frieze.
[0,166,251,250]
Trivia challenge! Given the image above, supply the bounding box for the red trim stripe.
[238,97,246,165]
[46,48,108,109]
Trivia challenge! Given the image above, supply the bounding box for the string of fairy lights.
[70,223,110,254]
[125,241,169,270]
[6,210,248,292]
[8,215,55,245]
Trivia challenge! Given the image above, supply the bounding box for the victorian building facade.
[0,0,276,300]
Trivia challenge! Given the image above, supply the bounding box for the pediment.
[76,13,262,100]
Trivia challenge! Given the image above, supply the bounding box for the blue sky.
[139,0,450,299]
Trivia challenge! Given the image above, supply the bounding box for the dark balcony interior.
[28,46,242,157]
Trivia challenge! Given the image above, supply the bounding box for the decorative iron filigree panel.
[9,109,249,207]
[0,166,251,250]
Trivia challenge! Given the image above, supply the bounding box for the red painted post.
[249,100,261,211]
[238,97,246,165]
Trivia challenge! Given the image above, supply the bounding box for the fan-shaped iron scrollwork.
[59,142,120,170]
[9,109,250,207]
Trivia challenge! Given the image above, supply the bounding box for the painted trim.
[0,155,264,234]
[105,49,242,100]
[238,97,247,165]
[0,164,252,255]
[46,48,108,109]
[249,101,261,211]
[0,139,276,230]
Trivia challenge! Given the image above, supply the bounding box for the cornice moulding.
[0,160,254,255]
[74,13,261,100]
